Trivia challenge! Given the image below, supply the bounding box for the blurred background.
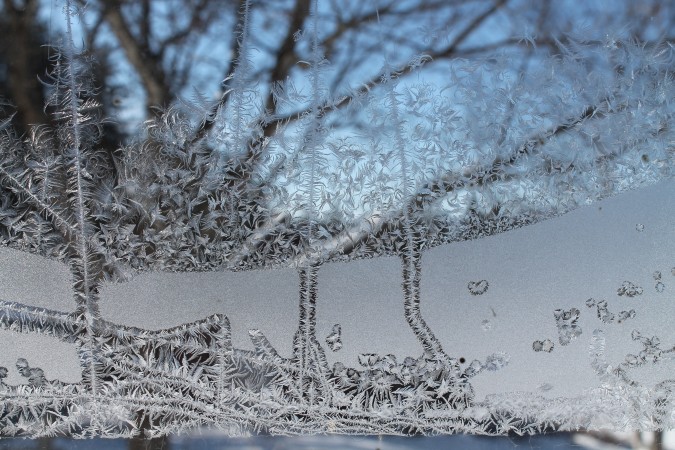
[1,0,674,177]
[0,430,674,450]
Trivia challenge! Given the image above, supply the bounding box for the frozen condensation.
[532,339,555,353]
[586,298,635,324]
[554,308,583,346]
[0,0,673,439]
[325,324,342,352]
[467,280,490,296]
[617,281,644,297]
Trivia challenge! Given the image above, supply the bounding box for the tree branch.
[264,0,509,131]
[229,0,511,264]
[233,95,651,268]
[262,0,311,134]
[101,0,171,111]
[322,103,607,260]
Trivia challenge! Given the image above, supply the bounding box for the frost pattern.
[481,319,492,331]
[0,0,673,439]
[325,324,342,352]
[554,308,582,346]
[591,329,674,391]
[532,340,554,353]
[625,330,675,368]
[617,281,644,297]
[653,270,667,293]
[585,298,635,324]
[467,280,489,296]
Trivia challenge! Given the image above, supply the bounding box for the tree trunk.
[3,0,50,133]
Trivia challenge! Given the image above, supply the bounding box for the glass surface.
[0,0,673,440]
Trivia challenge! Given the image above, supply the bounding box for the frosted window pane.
[0,0,673,439]
[1,183,672,435]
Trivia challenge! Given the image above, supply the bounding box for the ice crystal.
[537,383,553,392]
[554,308,582,346]
[586,298,635,324]
[325,324,342,352]
[467,280,489,296]
[617,281,644,297]
[532,340,555,353]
